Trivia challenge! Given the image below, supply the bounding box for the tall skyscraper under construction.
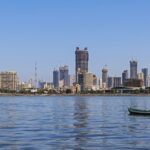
[75,47,89,83]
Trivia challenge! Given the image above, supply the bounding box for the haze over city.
[0,0,150,81]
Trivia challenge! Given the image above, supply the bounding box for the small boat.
[128,107,150,115]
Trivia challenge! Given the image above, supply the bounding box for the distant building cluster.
[53,65,72,90]
[100,60,148,91]
[51,47,98,93]
[51,47,150,93]
[1,47,150,93]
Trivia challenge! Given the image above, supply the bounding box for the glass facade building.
[53,70,59,88]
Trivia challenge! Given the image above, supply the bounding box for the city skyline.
[0,1,150,81]
[0,46,150,83]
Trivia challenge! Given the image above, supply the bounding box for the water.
[0,96,150,150]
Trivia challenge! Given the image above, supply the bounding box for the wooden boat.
[128,107,150,115]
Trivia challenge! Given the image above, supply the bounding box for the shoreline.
[1,93,150,97]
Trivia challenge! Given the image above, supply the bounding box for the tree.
[66,89,72,94]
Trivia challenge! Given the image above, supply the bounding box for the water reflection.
[0,96,150,149]
[73,97,89,149]
[0,101,19,150]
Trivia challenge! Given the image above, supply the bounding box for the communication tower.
[34,62,37,88]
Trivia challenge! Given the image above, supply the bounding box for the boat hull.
[128,107,150,115]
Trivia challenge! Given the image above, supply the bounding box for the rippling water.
[0,96,150,150]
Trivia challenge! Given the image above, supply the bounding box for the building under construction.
[75,47,89,83]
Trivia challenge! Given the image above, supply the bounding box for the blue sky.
[0,0,150,81]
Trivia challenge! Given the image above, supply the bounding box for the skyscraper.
[122,70,128,86]
[142,68,148,87]
[77,72,84,91]
[59,65,69,87]
[113,77,121,88]
[108,77,114,89]
[93,74,97,86]
[130,60,138,79]
[75,47,89,82]
[69,75,75,87]
[102,67,108,84]
[138,72,144,80]
[53,69,59,88]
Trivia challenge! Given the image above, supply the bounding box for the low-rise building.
[125,79,143,88]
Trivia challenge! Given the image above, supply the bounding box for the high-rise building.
[142,68,148,87]
[75,47,89,82]
[108,77,114,89]
[122,70,128,86]
[130,60,138,79]
[69,75,75,87]
[77,72,84,91]
[93,74,97,86]
[53,69,59,88]
[102,67,108,84]
[99,78,103,89]
[148,75,150,87]
[138,72,144,80]
[0,71,18,91]
[83,72,93,91]
[137,72,144,87]
[59,65,69,87]
[113,77,121,88]
[93,74,98,90]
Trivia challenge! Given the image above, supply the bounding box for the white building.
[138,72,144,80]
[147,75,150,87]
[69,75,75,87]
[99,78,103,89]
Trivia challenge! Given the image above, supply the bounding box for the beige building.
[147,75,150,87]
[0,71,18,91]
[138,72,144,80]
[138,72,144,87]
[83,72,93,90]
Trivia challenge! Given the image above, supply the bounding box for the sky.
[0,0,150,81]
